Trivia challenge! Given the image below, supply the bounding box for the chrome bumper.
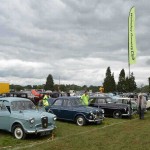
[25,125,55,134]
[87,115,104,122]
[122,110,137,116]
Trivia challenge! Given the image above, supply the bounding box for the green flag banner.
[128,7,137,65]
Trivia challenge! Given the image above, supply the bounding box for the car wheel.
[113,110,122,119]
[76,115,86,126]
[12,124,26,139]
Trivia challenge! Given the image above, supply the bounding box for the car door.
[96,98,110,115]
[0,101,10,130]
[59,99,74,121]
[50,99,63,119]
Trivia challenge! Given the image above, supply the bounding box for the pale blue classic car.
[0,97,56,139]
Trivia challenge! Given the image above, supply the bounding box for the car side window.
[98,99,105,104]
[63,99,71,107]
[117,99,122,103]
[0,103,7,111]
[53,99,62,106]
[89,98,95,104]
[124,100,128,104]
[106,98,112,103]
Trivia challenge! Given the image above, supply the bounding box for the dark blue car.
[46,97,104,126]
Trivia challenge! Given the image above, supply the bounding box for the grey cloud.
[0,0,150,86]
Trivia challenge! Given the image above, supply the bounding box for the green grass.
[0,112,150,150]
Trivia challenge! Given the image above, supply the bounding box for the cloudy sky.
[0,0,150,87]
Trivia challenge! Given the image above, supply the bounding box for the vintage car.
[2,92,36,104]
[114,97,138,112]
[88,96,133,119]
[142,93,150,109]
[46,97,104,126]
[0,97,56,139]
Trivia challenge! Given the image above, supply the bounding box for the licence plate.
[40,131,51,136]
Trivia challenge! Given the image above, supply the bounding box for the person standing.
[42,93,50,111]
[81,91,89,106]
[137,93,147,119]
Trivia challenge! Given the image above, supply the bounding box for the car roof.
[116,97,133,100]
[0,97,31,102]
[89,96,112,99]
[47,97,80,105]
[49,96,81,101]
[56,96,80,99]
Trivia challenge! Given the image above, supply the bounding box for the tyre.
[12,124,26,139]
[76,115,86,126]
[113,110,122,119]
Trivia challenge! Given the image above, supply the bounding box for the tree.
[110,73,116,92]
[44,74,54,91]
[103,67,116,92]
[124,72,136,92]
[117,69,136,92]
[128,72,137,92]
[89,85,99,92]
[117,69,126,92]
[25,85,32,90]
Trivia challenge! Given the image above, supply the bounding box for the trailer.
[0,82,10,94]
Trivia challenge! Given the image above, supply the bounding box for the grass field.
[0,112,150,150]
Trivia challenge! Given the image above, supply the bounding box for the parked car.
[2,92,36,104]
[141,93,150,110]
[88,96,133,119]
[0,97,56,139]
[46,97,104,126]
[114,97,138,113]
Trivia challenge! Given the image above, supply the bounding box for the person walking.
[81,90,89,106]
[137,93,147,119]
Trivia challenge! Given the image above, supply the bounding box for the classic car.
[0,97,56,139]
[141,93,150,109]
[2,91,35,104]
[114,97,138,112]
[88,96,133,119]
[46,97,104,126]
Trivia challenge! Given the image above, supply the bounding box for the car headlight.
[29,118,35,124]
[89,112,94,119]
[53,116,57,121]
[90,112,94,115]
[101,109,104,113]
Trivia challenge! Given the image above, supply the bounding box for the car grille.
[41,116,48,128]
[95,111,100,117]
[35,122,52,128]
[93,111,101,119]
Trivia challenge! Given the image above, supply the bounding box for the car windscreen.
[11,101,36,111]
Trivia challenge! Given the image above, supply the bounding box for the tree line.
[10,67,150,93]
